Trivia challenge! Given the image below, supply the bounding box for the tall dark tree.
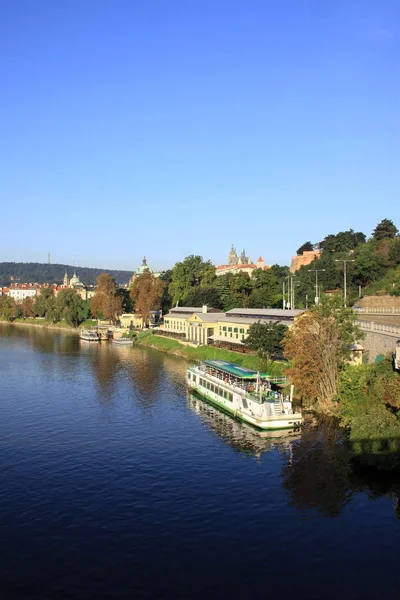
[246,321,288,358]
[297,241,314,255]
[372,219,398,241]
[168,255,216,305]
[33,287,55,318]
[185,285,222,309]
[55,289,88,327]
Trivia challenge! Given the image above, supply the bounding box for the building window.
[234,328,238,333]
[240,328,244,334]
[228,327,232,332]
[223,327,226,331]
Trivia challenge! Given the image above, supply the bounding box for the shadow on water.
[188,390,400,520]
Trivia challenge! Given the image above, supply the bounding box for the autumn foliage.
[283,297,361,412]
[130,271,165,326]
[90,273,122,324]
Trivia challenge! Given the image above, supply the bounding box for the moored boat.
[112,337,133,345]
[80,329,100,342]
[187,360,303,431]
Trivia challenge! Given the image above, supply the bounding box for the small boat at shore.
[112,337,133,345]
[187,360,303,431]
[80,329,100,342]
[98,329,113,341]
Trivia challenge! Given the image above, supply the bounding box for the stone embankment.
[354,296,400,361]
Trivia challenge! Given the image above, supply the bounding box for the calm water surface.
[1,324,399,599]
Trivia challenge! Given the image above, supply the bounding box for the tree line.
[0,262,132,287]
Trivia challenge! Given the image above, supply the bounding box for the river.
[1,324,399,599]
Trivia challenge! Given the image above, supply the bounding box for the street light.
[335,259,355,306]
[290,275,296,310]
[308,269,326,305]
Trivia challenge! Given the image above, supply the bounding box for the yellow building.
[161,306,303,347]
[119,310,162,330]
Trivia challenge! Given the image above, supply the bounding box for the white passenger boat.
[187,360,303,431]
[80,329,100,342]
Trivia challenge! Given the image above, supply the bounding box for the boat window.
[228,393,233,402]
[242,398,248,409]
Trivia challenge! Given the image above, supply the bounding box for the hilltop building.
[290,249,322,273]
[216,245,271,277]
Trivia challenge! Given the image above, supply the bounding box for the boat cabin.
[200,360,285,401]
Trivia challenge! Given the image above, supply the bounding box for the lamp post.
[290,275,296,310]
[335,259,355,306]
[284,275,291,308]
[308,269,325,305]
[282,280,286,310]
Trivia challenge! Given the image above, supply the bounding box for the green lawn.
[136,333,285,376]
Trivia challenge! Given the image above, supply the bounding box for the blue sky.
[1,0,399,273]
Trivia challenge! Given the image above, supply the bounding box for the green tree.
[168,255,216,305]
[33,287,55,319]
[389,237,400,265]
[297,241,314,255]
[249,269,281,308]
[55,289,87,327]
[159,269,173,314]
[246,321,288,358]
[21,296,35,318]
[185,285,222,308]
[321,230,365,254]
[372,218,398,241]
[0,297,18,321]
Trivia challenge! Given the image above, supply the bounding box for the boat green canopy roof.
[203,360,270,380]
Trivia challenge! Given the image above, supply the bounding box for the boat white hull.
[188,380,302,431]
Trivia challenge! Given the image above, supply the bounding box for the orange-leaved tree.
[130,271,165,327]
[282,296,362,413]
[90,273,123,325]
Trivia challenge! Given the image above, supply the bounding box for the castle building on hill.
[215,245,271,277]
[290,249,322,273]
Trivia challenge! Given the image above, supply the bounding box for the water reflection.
[187,390,301,459]
[281,418,353,517]
[2,323,400,521]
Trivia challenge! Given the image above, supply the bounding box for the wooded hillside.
[0,262,132,287]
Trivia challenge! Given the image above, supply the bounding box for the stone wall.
[358,295,400,308]
[360,331,398,363]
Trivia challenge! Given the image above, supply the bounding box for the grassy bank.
[135,332,285,376]
[0,317,78,331]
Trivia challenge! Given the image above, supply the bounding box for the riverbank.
[0,317,81,333]
[0,316,101,333]
[134,331,285,376]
